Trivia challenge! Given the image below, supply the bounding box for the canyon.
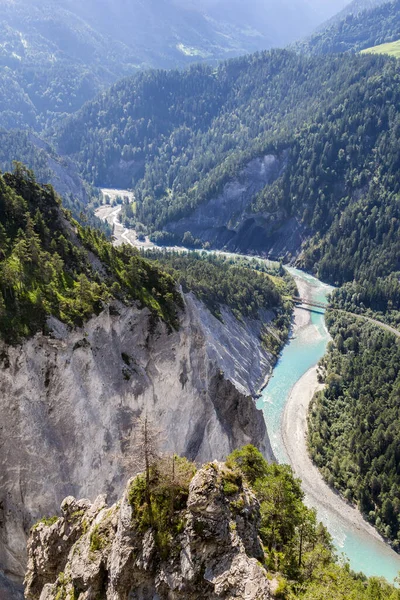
[0,291,277,597]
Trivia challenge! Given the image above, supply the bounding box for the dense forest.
[308,312,400,547]
[0,131,109,233]
[0,166,183,342]
[330,274,400,329]
[142,251,294,353]
[57,49,400,287]
[296,0,400,55]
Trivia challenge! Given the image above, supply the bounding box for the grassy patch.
[127,457,196,559]
[32,515,59,531]
[89,524,109,554]
[361,40,400,58]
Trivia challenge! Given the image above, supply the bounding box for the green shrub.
[32,515,59,531]
[223,481,239,496]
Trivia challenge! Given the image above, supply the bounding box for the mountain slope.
[56,49,400,286]
[0,0,348,129]
[56,0,350,55]
[315,0,389,29]
[0,0,141,129]
[0,168,296,597]
[297,0,400,55]
[0,165,183,342]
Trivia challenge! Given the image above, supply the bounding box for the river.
[259,267,400,582]
[95,200,400,582]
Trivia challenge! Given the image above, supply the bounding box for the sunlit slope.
[362,39,400,57]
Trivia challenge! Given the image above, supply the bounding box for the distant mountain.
[297,0,400,54]
[0,0,349,130]
[0,0,141,130]
[59,0,351,53]
[56,49,400,287]
[316,0,388,28]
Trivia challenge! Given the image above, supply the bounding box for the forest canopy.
[308,312,400,548]
[0,166,182,342]
[56,49,400,287]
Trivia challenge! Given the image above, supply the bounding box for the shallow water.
[258,267,400,582]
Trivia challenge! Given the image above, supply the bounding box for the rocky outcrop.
[164,152,308,257]
[25,463,272,600]
[0,293,275,595]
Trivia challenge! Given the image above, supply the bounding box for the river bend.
[260,268,400,582]
[95,200,400,582]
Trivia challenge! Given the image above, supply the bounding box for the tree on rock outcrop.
[122,415,164,524]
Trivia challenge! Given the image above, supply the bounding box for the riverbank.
[261,268,400,580]
[93,202,400,578]
[282,365,384,543]
[96,200,154,248]
[282,274,390,542]
[281,277,400,560]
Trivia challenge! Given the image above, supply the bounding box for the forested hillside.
[57,49,400,287]
[297,0,400,55]
[0,0,346,130]
[330,274,400,329]
[0,166,293,345]
[314,0,388,30]
[0,129,107,230]
[309,313,400,548]
[0,166,183,342]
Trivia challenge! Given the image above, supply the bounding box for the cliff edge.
[25,462,272,600]
[0,293,274,593]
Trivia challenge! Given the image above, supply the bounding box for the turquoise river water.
[96,200,400,583]
[258,267,400,583]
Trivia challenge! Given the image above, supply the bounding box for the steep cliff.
[0,169,283,597]
[24,448,400,600]
[0,293,275,596]
[25,462,272,600]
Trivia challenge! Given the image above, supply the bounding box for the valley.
[95,195,400,582]
[1,0,400,597]
[264,270,400,582]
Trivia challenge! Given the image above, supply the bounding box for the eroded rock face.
[25,463,272,600]
[163,152,309,257]
[0,294,275,594]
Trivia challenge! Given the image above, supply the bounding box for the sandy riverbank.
[282,277,384,543]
